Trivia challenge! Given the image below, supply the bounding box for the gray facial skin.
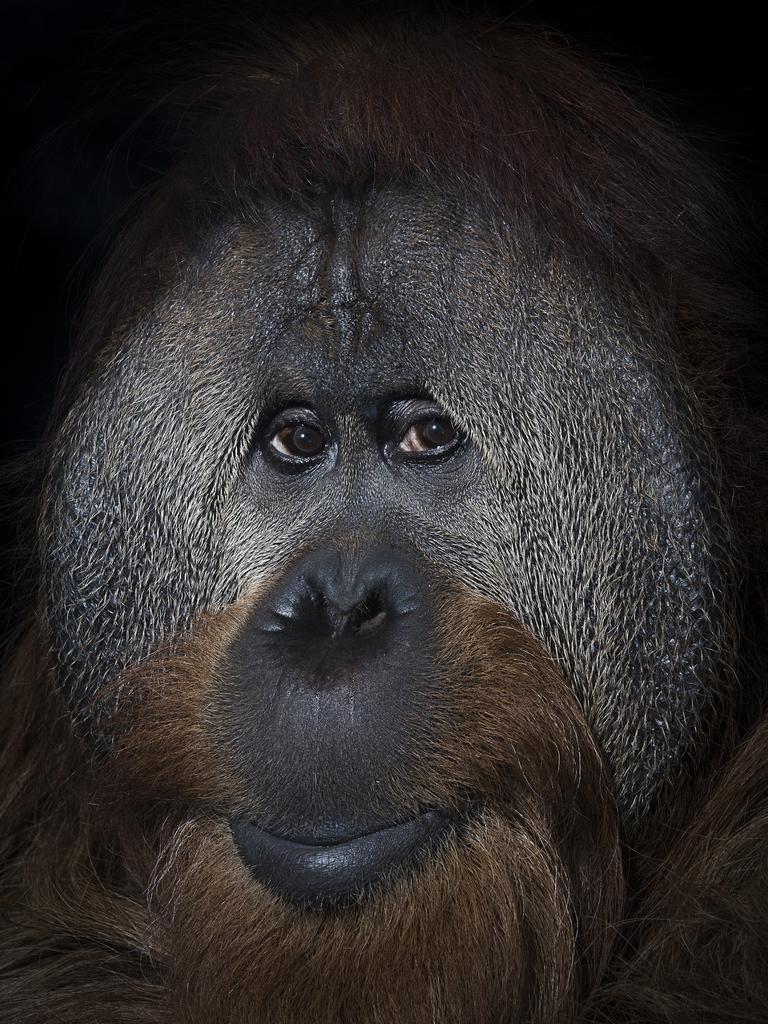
[43,185,732,820]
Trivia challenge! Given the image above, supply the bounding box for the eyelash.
[261,405,463,468]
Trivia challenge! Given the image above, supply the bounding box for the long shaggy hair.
[1,14,766,1024]
[1,592,623,1023]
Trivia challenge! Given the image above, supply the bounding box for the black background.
[1,0,766,576]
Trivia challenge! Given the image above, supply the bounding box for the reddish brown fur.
[2,17,766,1023]
[1,591,623,1023]
[583,712,768,1023]
[3,590,766,1021]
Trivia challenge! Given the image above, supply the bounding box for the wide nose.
[219,544,438,867]
[262,547,423,642]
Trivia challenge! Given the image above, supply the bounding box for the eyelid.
[266,406,322,431]
[382,399,446,440]
[261,406,330,470]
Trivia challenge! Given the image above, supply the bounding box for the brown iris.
[270,422,326,459]
[399,417,459,455]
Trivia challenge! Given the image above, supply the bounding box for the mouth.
[231,809,454,904]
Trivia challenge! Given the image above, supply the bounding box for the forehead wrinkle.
[289,191,383,364]
[244,186,492,382]
[246,188,505,399]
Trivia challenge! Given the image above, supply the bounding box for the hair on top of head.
[1,12,767,1024]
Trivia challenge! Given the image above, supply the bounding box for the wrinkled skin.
[46,187,729,824]
[2,18,765,1019]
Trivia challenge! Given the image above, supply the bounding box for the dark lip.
[231,809,453,904]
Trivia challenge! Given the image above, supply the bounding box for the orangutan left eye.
[398,417,461,456]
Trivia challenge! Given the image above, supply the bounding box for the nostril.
[348,591,387,635]
[260,549,424,640]
[319,589,388,638]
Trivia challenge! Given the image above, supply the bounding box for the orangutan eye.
[266,410,328,464]
[273,424,325,457]
[399,417,461,456]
